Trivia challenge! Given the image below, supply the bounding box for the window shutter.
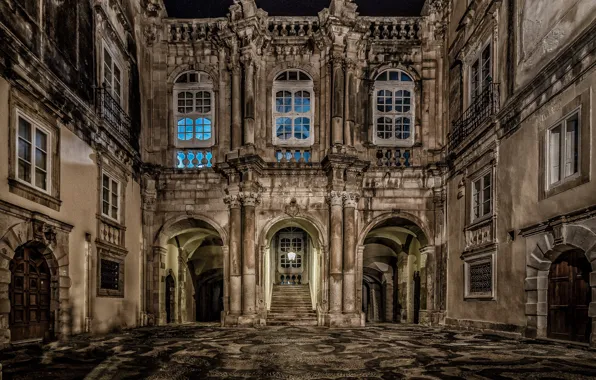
[549,126,561,184]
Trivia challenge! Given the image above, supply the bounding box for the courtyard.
[1,324,596,379]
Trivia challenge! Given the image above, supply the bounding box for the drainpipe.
[84,233,93,332]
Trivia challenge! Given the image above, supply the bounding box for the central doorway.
[9,247,52,342]
[165,274,175,324]
[547,249,591,343]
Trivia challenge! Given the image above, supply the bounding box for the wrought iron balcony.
[96,87,131,140]
[449,82,500,150]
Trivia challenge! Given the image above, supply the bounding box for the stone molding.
[326,191,344,207]
[342,192,360,208]
[239,192,261,207]
[224,195,242,209]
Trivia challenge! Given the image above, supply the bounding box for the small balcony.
[96,87,131,141]
[449,82,500,150]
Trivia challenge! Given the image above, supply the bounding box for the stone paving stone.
[1,324,596,379]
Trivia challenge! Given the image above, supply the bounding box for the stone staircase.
[267,284,317,326]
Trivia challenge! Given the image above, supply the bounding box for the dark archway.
[165,274,175,324]
[196,268,224,322]
[547,249,591,343]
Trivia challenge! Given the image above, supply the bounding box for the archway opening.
[162,218,224,324]
[9,244,53,342]
[547,248,591,343]
[261,218,324,325]
[165,274,175,324]
[361,216,429,324]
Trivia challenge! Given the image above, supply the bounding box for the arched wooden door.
[548,249,592,343]
[165,274,175,324]
[9,247,51,342]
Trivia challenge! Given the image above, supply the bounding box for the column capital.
[342,192,360,208]
[326,190,344,207]
[239,191,261,207]
[224,195,241,209]
[419,245,435,255]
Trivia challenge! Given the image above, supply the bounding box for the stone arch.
[155,214,228,248]
[0,220,71,345]
[266,62,321,86]
[525,224,596,345]
[167,64,220,90]
[368,64,422,83]
[258,214,327,250]
[358,212,432,248]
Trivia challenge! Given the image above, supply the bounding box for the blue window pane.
[389,71,399,81]
[395,90,411,113]
[276,91,292,113]
[295,91,311,113]
[276,117,292,140]
[177,118,194,141]
[294,117,310,139]
[377,117,392,139]
[377,90,392,112]
[401,72,413,81]
[396,117,411,140]
[195,118,212,140]
[377,72,388,81]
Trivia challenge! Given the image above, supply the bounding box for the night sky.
[163,0,426,18]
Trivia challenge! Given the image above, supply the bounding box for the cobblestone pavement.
[2,323,596,379]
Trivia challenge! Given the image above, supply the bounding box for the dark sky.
[163,0,425,18]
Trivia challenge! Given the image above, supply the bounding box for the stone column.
[327,191,344,314]
[331,55,344,145]
[406,253,416,323]
[242,55,255,146]
[342,193,358,314]
[240,192,260,318]
[383,272,394,322]
[153,246,168,325]
[343,60,355,146]
[420,245,435,321]
[230,65,242,149]
[224,195,242,317]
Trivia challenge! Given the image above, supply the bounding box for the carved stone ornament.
[284,198,300,217]
[33,221,57,248]
[343,192,360,208]
[239,192,262,207]
[326,191,344,207]
[224,195,242,209]
[457,178,465,199]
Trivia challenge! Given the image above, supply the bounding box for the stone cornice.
[519,205,596,238]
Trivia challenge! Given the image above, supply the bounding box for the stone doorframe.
[523,219,596,346]
[0,204,72,347]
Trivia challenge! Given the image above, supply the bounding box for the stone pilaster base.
[224,313,240,326]
[325,312,363,328]
[237,314,259,326]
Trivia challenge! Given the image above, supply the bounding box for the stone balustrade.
[362,17,421,41]
[99,219,122,246]
[268,17,320,37]
[176,150,213,169]
[375,148,412,167]
[165,20,223,43]
[275,149,312,163]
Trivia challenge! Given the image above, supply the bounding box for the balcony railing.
[449,82,500,150]
[96,88,131,140]
[376,148,412,167]
[176,149,213,169]
[275,149,311,164]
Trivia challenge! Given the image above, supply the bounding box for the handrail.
[96,87,131,140]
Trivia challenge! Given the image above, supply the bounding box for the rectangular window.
[464,251,495,300]
[17,115,50,192]
[548,111,579,187]
[102,173,120,222]
[103,48,122,105]
[471,44,491,103]
[471,172,492,222]
[469,261,492,294]
[100,259,120,290]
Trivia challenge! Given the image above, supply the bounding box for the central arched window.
[174,71,214,147]
[373,69,415,146]
[272,70,314,146]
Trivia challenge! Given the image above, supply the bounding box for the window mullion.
[560,123,566,182]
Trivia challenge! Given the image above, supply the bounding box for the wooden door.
[548,250,591,343]
[165,275,175,323]
[9,248,51,342]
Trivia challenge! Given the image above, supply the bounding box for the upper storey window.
[103,47,122,106]
[470,43,491,104]
[174,71,214,147]
[373,70,415,147]
[272,70,314,147]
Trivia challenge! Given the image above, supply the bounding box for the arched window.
[373,69,415,146]
[173,71,214,146]
[272,70,314,146]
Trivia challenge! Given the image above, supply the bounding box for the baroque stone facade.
[0,0,594,349]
